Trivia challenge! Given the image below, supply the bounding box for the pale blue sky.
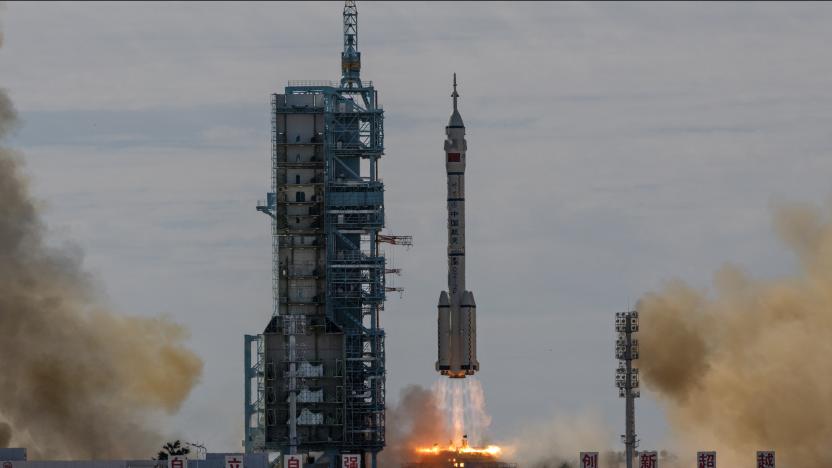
[2,0,832,454]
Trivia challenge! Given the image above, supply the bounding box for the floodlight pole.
[616,311,640,468]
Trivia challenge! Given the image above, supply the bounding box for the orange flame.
[415,443,502,458]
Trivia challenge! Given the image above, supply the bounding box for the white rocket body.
[436,75,479,378]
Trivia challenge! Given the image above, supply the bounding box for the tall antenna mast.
[341,0,362,87]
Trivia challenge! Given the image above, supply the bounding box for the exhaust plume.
[639,202,832,467]
[433,378,492,446]
[0,25,202,459]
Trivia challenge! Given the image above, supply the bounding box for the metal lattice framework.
[341,1,361,88]
[615,310,640,468]
[326,81,386,458]
[246,3,392,466]
[244,334,266,451]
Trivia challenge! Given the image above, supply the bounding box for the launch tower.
[244,3,403,466]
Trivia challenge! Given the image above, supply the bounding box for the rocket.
[436,74,479,379]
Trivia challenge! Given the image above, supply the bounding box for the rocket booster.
[436,74,479,379]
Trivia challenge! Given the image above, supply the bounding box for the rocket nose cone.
[448,109,464,128]
[439,291,450,306]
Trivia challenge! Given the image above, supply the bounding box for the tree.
[156,440,191,460]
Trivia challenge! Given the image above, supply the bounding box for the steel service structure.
[244,2,408,466]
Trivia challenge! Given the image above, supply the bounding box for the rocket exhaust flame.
[415,441,503,458]
[412,381,502,461]
[382,381,499,466]
[433,378,491,446]
[0,22,202,459]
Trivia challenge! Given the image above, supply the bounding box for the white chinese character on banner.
[579,452,599,468]
[639,451,658,468]
[697,451,716,468]
[757,451,775,468]
[341,454,361,468]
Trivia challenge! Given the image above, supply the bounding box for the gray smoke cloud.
[381,385,618,468]
[507,411,618,468]
[380,385,451,467]
[0,17,202,460]
[639,201,832,467]
[0,422,11,449]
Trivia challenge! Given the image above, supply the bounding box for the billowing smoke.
[0,422,12,449]
[506,411,617,468]
[639,202,832,467]
[382,379,493,466]
[382,382,618,468]
[380,385,451,467]
[0,23,202,459]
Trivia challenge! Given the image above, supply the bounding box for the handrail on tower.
[377,234,413,247]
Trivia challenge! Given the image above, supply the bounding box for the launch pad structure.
[244,2,408,467]
[405,454,516,468]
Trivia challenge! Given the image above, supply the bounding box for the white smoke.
[432,378,492,446]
